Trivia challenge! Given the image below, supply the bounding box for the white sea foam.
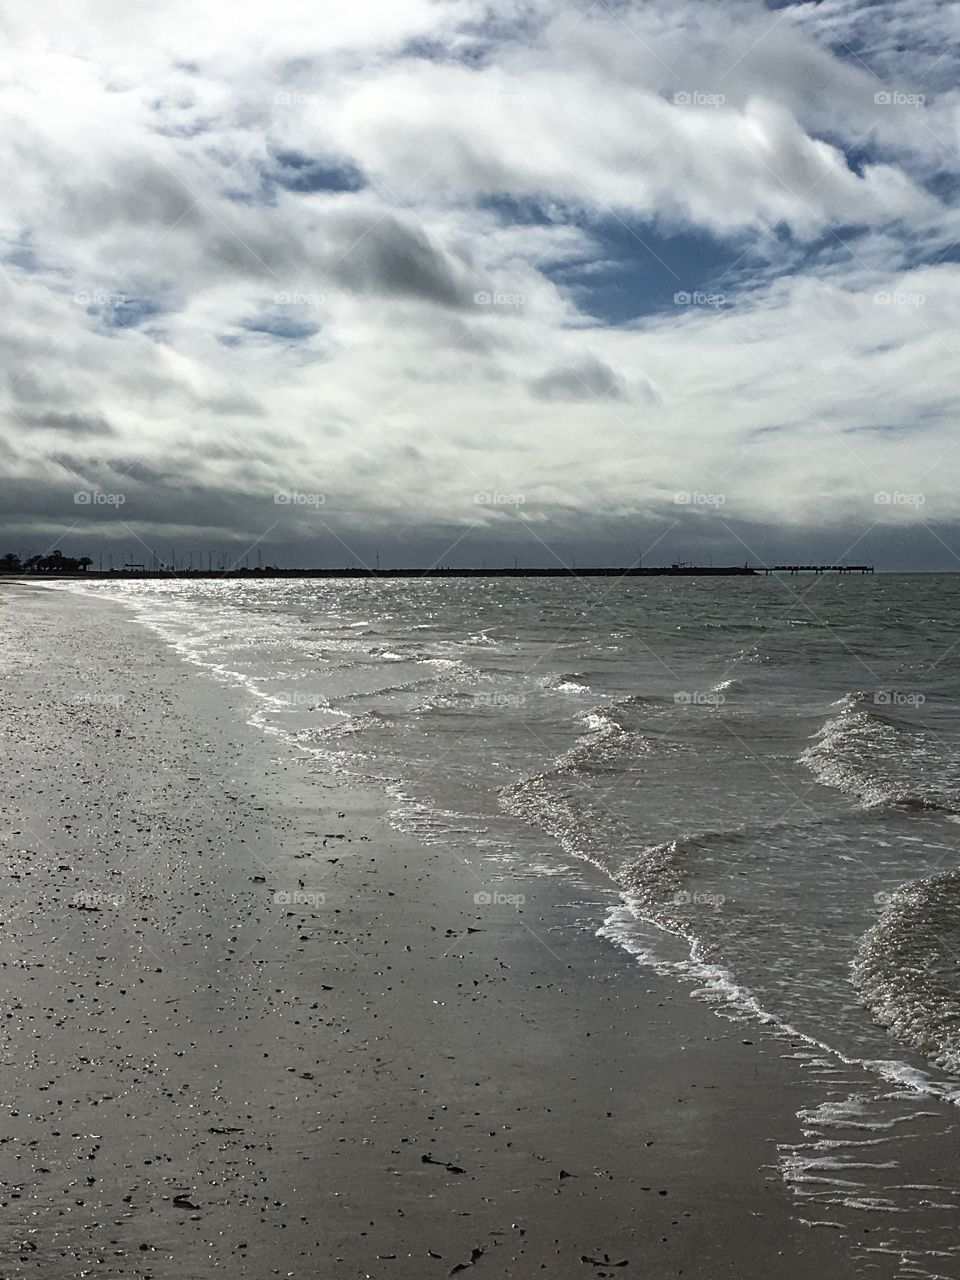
[542,671,592,695]
[854,871,960,1077]
[800,692,960,813]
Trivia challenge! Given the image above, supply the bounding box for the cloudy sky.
[2,0,960,570]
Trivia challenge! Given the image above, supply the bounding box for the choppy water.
[53,573,960,1276]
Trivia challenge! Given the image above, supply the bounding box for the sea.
[54,572,960,1277]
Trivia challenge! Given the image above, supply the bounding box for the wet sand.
[0,584,880,1277]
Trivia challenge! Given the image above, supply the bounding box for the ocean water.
[54,573,960,1276]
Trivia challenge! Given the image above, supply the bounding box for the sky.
[2,0,960,570]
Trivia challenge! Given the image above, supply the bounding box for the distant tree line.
[0,550,93,573]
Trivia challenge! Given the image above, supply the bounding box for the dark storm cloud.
[20,411,117,437]
[324,210,477,308]
[530,355,629,403]
[49,156,207,235]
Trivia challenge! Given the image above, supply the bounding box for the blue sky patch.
[271,150,367,194]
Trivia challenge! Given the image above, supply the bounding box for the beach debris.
[449,1246,484,1274]
[172,1193,200,1210]
[421,1154,465,1174]
[559,1168,576,1179]
[580,1254,629,1268]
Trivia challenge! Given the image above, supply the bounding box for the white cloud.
[1,0,959,562]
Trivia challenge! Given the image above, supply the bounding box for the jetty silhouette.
[72,563,873,579]
[1,553,876,579]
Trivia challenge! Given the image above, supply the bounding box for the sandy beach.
[0,583,886,1278]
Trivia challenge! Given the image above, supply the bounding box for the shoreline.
[0,584,888,1277]
[1,566,762,580]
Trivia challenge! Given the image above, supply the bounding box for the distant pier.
[761,565,874,575]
